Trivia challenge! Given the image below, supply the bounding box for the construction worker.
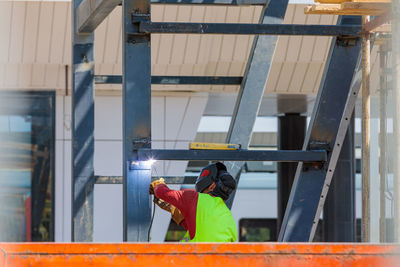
[149,162,237,242]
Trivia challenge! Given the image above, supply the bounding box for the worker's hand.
[153,197,173,213]
[149,178,165,195]
[171,206,185,225]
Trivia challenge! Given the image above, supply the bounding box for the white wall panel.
[55,95,64,140]
[62,140,72,242]
[94,141,123,176]
[232,189,276,221]
[94,96,122,140]
[54,140,64,242]
[93,184,123,242]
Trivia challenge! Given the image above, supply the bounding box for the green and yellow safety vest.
[181,193,237,242]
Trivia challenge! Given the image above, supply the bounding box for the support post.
[71,0,95,241]
[277,113,306,234]
[362,15,371,243]
[122,0,152,241]
[224,0,289,209]
[392,0,400,243]
[323,114,356,242]
[278,16,362,242]
[379,44,388,243]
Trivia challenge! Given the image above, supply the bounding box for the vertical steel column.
[392,0,400,243]
[277,113,306,234]
[122,0,152,241]
[71,0,95,241]
[323,114,356,242]
[278,16,362,242]
[224,0,288,209]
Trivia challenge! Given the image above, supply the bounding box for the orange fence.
[1,243,400,266]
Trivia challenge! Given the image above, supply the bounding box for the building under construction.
[0,0,400,265]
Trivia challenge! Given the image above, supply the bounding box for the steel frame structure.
[72,0,362,242]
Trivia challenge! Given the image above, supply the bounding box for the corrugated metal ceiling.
[0,1,380,95]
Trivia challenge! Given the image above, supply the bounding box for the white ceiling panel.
[0,1,382,97]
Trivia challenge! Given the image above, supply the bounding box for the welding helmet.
[195,163,219,193]
[212,169,236,201]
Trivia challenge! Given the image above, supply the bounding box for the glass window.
[239,218,277,242]
[0,91,55,241]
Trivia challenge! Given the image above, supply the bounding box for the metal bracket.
[130,12,150,39]
[131,13,150,23]
[336,36,359,47]
[309,141,331,152]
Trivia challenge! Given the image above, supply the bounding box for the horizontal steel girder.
[77,0,269,34]
[94,75,242,85]
[151,0,268,4]
[138,22,362,36]
[133,149,327,162]
[95,176,197,184]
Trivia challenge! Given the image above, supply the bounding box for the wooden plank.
[372,24,391,32]
[305,3,390,15]
[362,15,371,242]
[363,10,391,32]
[374,35,391,45]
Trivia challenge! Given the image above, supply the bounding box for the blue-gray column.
[278,16,362,242]
[71,0,95,241]
[224,0,289,209]
[122,0,152,241]
[277,113,306,234]
[323,113,356,242]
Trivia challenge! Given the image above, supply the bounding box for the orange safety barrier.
[1,243,400,266]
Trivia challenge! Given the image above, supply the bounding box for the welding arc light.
[144,158,156,166]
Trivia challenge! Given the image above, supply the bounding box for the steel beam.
[123,0,152,242]
[224,0,289,209]
[151,0,268,4]
[138,22,361,36]
[323,114,356,242]
[76,0,271,34]
[95,176,198,184]
[77,0,120,33]
[277,114,306,235]
[71,0,95,241]
[133,149,327,162]
[278,16,362,242]
[94,75,242,85]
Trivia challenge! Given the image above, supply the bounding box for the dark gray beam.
[323,114,356,242]
[278,16,362,242]
[224,0,289,209]
[277,114,306,236]
[76,0,270,34]
[95,176,197,184]
[77,0,120,34]
[138,22,361,36]
[123,0,152,242]
[133,149,327,162]
[94,75,242,85]
[151,0,268,4]
[71,0,95,241]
